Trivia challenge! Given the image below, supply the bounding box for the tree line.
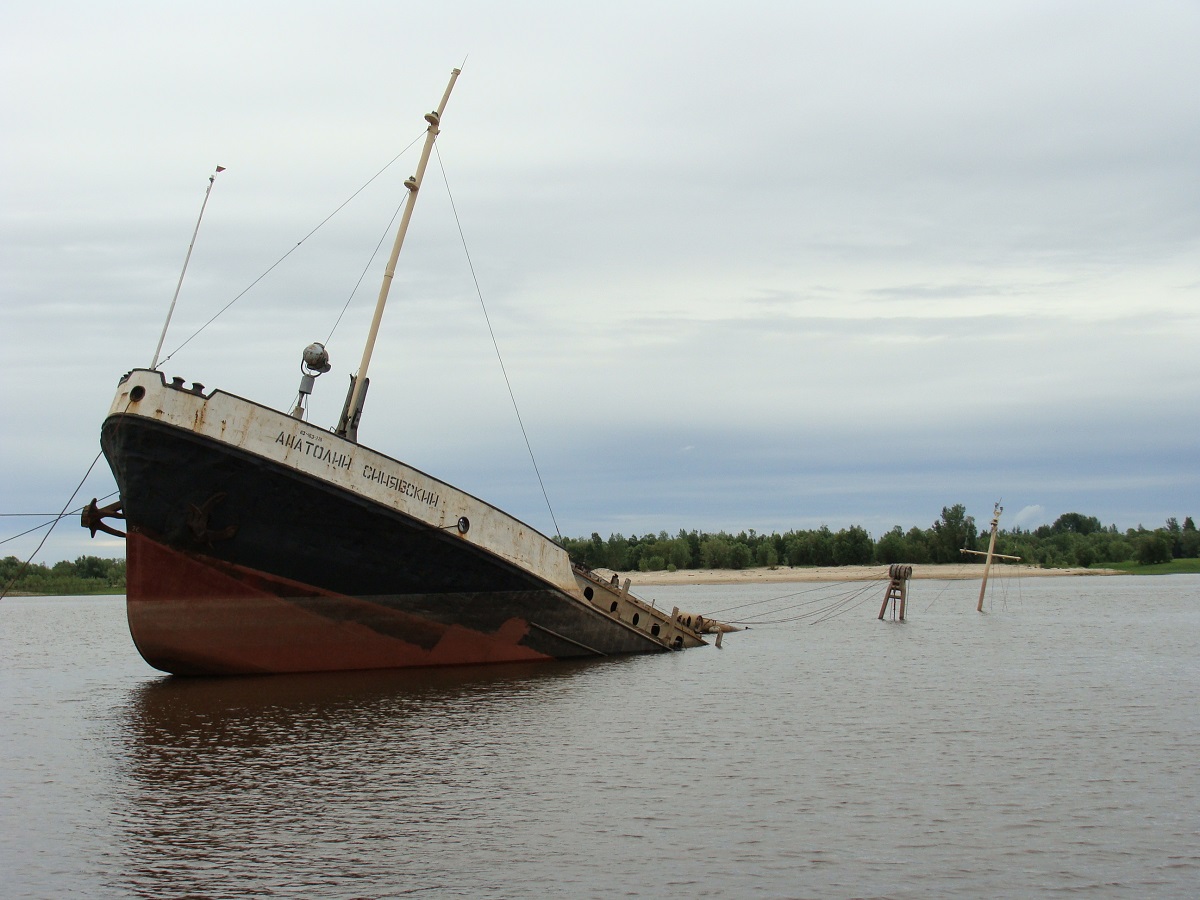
[2,555,126,595]
[558,506,1200,572]
[4,507,1195,594]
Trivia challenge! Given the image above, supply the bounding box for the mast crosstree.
[961,501,1021,612]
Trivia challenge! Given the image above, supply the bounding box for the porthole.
[632,613,640,626]
[584,586,594,600]
[651,624,661,636]
[610,601,618,613]
[129,385,146,402]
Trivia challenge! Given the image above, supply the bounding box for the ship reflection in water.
[115,660,614,897]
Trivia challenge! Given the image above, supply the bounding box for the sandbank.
[597,564,1125,586]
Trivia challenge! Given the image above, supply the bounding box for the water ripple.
[3,579,1199,898]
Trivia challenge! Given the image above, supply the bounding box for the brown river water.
[2,575,1197,898]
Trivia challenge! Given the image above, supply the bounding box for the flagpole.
[151,165,225,370]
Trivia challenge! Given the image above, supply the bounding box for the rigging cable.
[1,451,106,600]
[0,491,121,548]
[323,196,407,348]
[731,579,886,625]
[696,575,889,627]
[922,570,962,612]
[277,196,407,412]
[434,145,562,538]
[704,573,886,618]
[158,133,426,368]
[809,582,881,624]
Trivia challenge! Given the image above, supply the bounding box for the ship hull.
[125,532,596,675]
[101,372,695,676]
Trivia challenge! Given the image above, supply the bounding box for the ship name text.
[362,463,440,507]
[275,431,352,470]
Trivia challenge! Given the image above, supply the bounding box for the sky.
[2,1,1198,564]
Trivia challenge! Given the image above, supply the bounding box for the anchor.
[81,498,126,539]
[187,492,238,545]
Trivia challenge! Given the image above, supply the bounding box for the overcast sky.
[3,1,1198,563]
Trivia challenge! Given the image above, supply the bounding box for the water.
[3,576,1198,899]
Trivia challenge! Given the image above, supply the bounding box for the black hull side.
[102,415,664,672]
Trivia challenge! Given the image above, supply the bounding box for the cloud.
[1010,505,1047,529]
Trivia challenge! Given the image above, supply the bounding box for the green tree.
[1181,517,1200,558]
[875,526,907,564]
[754,542,779,567]
[833,526,874,565]
[811,526,835,566]
[700,536,733,569]
[1052,513,1103,535]
[783,532,811,566]
[586,532,606,567]
[679,529,701,568]
[74,556,111,579]
[904,526,932,564]
[1165,517,1184,558]
[639,555,666,572]
[665,537,693,570]
[729,541,753,570]
[605,534,631,570]
[1135,532,1172,566]
[1074,543,1096,568]
[1100,538,1133,563]
[930,504,976,563]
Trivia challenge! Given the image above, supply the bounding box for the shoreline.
[599,563,1126,586]
[6,565,1124,597]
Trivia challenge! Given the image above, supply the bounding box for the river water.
[2,576,1197,899]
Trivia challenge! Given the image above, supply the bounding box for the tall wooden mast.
[337,67,462,440]
[961,501,1021,612]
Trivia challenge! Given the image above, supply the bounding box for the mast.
[337,67,461,439]
[151,165,225,369]
[977,503,1002,612]
[960,501,1021,612]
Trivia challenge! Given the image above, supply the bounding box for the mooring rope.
[810,580,884,624]
[729,579,886,625]
[0,490,121,548]
[1,452,107,600]
[699,575,890,627]
[704,573,887,618]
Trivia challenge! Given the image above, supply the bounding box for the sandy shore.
[596,564,1125,586]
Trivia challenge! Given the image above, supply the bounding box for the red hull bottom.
[126,532,554,675]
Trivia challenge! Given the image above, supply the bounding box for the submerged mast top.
[960,500,1021,612]
[337,67,461,439]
